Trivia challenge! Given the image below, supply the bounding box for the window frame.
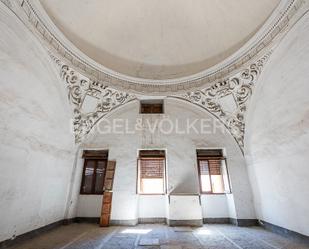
[137,153,167,195]
[140,100,164,114]
[197,156,232,195]
[80,158,108,195]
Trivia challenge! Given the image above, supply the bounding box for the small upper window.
[196,149,231,194]
[140,100,164,114]
[80,150,108,195]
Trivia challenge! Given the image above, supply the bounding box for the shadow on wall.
[0,4,75,243]
[244,11,309,237]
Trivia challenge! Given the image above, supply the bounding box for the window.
[140,100,164,114]
[137,150,166,194]
[197,149,231,194]
[80,150,108,195]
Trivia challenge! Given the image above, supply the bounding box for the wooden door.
[100,161,116,227]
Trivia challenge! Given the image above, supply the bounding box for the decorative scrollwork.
[5,0,305,94]
[52,52,270,152]
[175,53,272,151]
[52,55,137,143]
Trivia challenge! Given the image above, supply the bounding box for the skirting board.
[109,219,138,226]
[0,219,70,249]
[168,219,203,227]
[138,218,167,224]
[203,218,230,224]
[74,217,100,224]
[259,220,309,242]
[203,218,258,226]
[229,218,258,227]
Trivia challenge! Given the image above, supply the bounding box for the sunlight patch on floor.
[121,228,152,234]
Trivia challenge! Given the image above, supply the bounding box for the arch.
[51,52,271,152]
[168,97,243,153]
[4,0,306,94]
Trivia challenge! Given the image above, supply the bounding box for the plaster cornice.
[1,0,309,152]
[50,52,271,153]
[1,0,308,95]
[172,52,272,152]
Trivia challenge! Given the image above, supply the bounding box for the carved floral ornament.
[175,53,272,150]
[2,0,305,151]
[51,52,271,152]
[51,56,137,143]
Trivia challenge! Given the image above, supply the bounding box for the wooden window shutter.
[141,103,163,114]
[139,150,165,158]
[82,150,108,160]
[140,100,164,114]
[104,161,116,191]
[196,149,223,158]
[199,160,209,175]
[100,161,116,227]
[208,160,222,175]
[139,150,165,179]
[140,159,164,179]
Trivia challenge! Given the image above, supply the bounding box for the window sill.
[139,113,165,115]
[79,193,104,196]
[200,193,231,195]
[138,193,166,196]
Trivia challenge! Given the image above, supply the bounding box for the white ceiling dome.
[40,0,279,80]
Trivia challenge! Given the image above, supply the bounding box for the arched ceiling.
[40,0,279,80]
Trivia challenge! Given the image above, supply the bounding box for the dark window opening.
[80,150,108,195]
[140,100,164,114]
[197,149,231,194]
[137,150,166,194]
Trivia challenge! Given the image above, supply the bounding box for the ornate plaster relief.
[173,53,272,150]
[51,55,137,143]
[51,53,271,152]
[1,0,308,152]
[1,0,307,94]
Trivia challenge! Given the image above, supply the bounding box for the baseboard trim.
[138,218,167,224]
[259,220,309,242]
[74,217,100,224]
[74,217,167,225]
[203,218,258,226]
[229,218,258,227]
[0,219,65,249]
[203,218,230,224]
[62,218,76,225]
[167,219,203,227]
[110,219,138,226]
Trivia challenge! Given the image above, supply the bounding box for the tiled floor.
[7,223,309,249]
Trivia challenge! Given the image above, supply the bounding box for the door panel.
[100,161,116,227]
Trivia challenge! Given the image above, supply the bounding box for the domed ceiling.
[40,0,279,80]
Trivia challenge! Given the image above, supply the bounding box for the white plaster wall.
[245,12,309,236]
[169,196,202,221]
[138,195,167,219]
[0,4,74,242]
[76,195,103,218]
[226,194,237,219]
[78,98,255,222]
[65,150,85,219]
[201,195,229,218]
[138,194,231,220]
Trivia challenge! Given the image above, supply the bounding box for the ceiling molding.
[50,51,271,153]
[2,0,308,94]
[1,0,307,152]
[172,52,272,152]
[50,54,137,143]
